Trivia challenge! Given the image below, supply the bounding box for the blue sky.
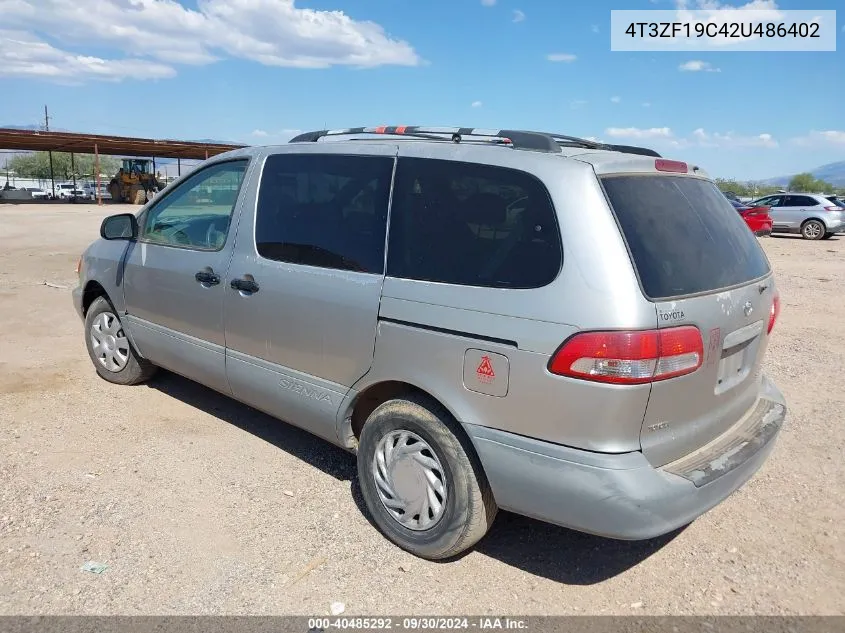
[1,0,843,180]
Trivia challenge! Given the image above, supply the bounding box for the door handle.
[230,277,260,293]
[195,270,220,285]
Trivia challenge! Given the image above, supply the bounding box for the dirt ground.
[0,202,843,616]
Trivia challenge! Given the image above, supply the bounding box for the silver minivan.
[73,127,787,559]
[748,192,845,239]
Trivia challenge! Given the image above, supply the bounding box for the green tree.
[788,172,834,193]
[715,178,751,197]
[8,152,120,181]
[714,178,780,199]
[788,173,816,192]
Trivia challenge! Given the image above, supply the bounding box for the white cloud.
[471,100,483,108]
[692,129,777,148]
[251,129,269,137]
[481,0,496,5]
[606,127,673,139]
[547,53,577,62]
[642,102,652,107]
[673,0,785,49]
[0,29,175,82]
[679,60,721,72]
[792,130,845,146]
[0,0,420,82]
[591,24,599,33]
[570,99,588,110]
[512,10,525,23]
[610,96,621,103]
[607,126,777,148]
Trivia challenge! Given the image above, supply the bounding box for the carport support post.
[177,158,181,177]
[71,153,76,191]
[94,144,101,205]
[48,152,55,198]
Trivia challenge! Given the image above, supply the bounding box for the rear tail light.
[548,326,703,385]
[824,206,840,212]
[76,256,82,275]
[654,159,688,173]
[768,291,780,335]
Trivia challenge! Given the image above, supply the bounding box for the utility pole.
[45,105,56,198]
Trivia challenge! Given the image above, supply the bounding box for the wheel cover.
[90,311,130,372]
[372,430,448,531]
[805,222,821,238]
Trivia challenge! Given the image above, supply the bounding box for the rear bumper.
[465,374,786,540]
[754,228,772,237]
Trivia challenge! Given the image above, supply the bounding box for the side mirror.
[100,213,138,240]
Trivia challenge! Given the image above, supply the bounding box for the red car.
[728,199,773,237]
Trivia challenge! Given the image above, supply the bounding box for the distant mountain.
[191,138,248,145]
[762,160,845,187]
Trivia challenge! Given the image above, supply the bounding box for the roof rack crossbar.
[288,126,661,157]
[289,127,559,152]
[539,131,661,157]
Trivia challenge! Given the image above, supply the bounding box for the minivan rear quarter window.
[387,158,562,288]
[602,175,770,299]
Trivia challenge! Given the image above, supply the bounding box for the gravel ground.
[0,202,843,616]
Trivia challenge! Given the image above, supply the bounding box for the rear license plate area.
[715,341,753,394]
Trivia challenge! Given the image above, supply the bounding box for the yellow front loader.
[108,159,165,204]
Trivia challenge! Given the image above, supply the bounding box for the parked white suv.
[81,183,112,201]
[747,192,845,240]
[57,183,85,200]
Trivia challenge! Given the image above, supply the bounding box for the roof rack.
[288,126,661,157]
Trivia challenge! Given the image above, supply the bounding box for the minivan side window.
[255,153,394,274]
[140,159,248,251]
[387,158,562,288]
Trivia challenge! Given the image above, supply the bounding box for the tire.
[801,220,825,240]
[84,296,156,385]
[822,232,835,240]
[109,182,122,203]
[357,395,497,560]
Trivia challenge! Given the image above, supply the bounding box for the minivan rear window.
[601,175,771,299]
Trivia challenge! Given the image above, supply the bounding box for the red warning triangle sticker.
[476,356,495,383]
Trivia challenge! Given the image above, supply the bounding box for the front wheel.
[84,296,156,385]
[801,220,825,240]
[357,395,497,560]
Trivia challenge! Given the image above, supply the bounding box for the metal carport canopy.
[0,128,247,159]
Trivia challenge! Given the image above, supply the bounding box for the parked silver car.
[73,126,787,559]
[748,192,845,240]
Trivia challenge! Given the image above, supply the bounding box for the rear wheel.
[356,395,497,560]
[84,296,156,385]
[801,220,825,240]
